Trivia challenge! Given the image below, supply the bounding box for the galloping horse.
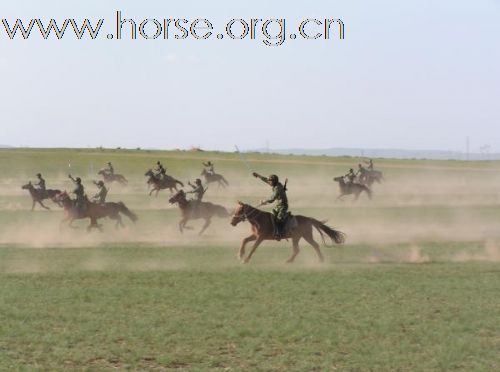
[22,182,62,211]
[201,169,229,188]
[231,202,345,263]
[98,169,128,185]
[359,170,384,187]
[169,190,229,235]
[145,169,184,196]
[333,177,372,201]
[57,192,137,231]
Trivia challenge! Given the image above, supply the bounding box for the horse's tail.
[203,202,230,218]
[117,202,138,223]
[221,176,229,186]
[176,179,184,187]
[119,175,128,184]
[310,218,345,247]
[214,204,230,217]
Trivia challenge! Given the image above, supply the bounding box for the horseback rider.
[68,174,87,215]
[357,163,368,183]
[106,162,115,176]
[35,173,46,196]
[203,161,215,176]
[154,161,166,178]
[365,159,374,171]
[187,179,205,210]
[253,172,289,240]
[345,168,356,184]
[92,180,108,204]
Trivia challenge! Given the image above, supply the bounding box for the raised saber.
[234,145,253,174]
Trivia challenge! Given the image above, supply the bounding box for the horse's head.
[145,169,153,177]
[97,169,104,175]
[200,169,207,176]
[169,190,186,204]
[231,201,248,226]
[333,176,343,183]
[55,191,71,206]
[21,182,32,190]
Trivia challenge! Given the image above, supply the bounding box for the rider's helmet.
[36,173,41,177]
[195,178,202,185]
[358,163,363,168]
[268,174,279,186]
[349,168,354,173]
[76,177,82,183]
[157,161,161,165]
[207,161,212,165]
[107,161,112,165]
[97,180,104,187]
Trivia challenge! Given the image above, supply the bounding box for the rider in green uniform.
[253,172,289,240]
[203,161,215,176]
[69,175,86,215]
[187,179,205,210]
[35,173,46,197]
[357,164,368,183]
[106,162,114,176]
[154,161,165,178]
[345,168,356,184]
[92,180,108,204]
[365,159,374,171]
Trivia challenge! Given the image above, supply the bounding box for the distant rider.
[154,161,166,179]
[345,168,356,184]
[203,161,215,176]
[92,180,108,204]
[187,179,205,209]
[365,159,374,171]
[68,174,86,215]
[106,162,115,176]
[35,173,46,196]
[253,172,289,240]
[357,163,368,183]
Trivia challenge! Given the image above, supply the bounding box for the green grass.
[1,148,500,370]
[1,245,500,370]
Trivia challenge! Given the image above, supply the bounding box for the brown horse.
[169,190,229,235]
[333,177,372,200]
[359,170,384,187]
[22,182,62,211]
[201,169,229,188]
[145,169,184,196]
[57,192,138,231]
[231,202,345,263]
[98,170,128,185]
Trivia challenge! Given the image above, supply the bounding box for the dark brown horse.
[231,202,345,263]
[98,169,128,185]
[169,190,229,235]
[57,192,137,231]
[359,170,384,187]
[22,182,61,211]
[333,177,372,200]
[201,169,229,188]
[145,169,184,196]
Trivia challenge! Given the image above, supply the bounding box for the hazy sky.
[1,0,499,152]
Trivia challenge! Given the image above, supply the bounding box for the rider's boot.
[274,220,283,241]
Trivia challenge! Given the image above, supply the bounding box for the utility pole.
[466,136,470,161]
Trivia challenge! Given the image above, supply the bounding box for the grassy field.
[1,148,500,370]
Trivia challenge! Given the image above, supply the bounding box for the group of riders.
[27,158,378,240]
[343,159,376,185]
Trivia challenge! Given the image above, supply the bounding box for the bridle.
[234,204,262,222]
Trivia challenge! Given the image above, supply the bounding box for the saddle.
[271,212,298,240]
